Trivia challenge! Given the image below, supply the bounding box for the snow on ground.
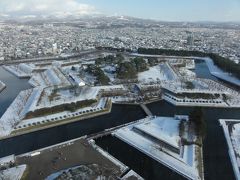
[46,164,120,180]
[177,59,195,69]
[1,83,123,136]
[16,98,108,130]
[43,84,126,107]
[29,67,71,87]
[20,88,42,117]
[19,63,35,74]
[0,165,26,180]
[0,155,15,166]
[185,59,195,70]
[114,127,199,179]
[134,117,181,149]
[227,97,240,107]
[3,63,35,78]
[0,89,34,137]
[220,119,240,180]
[28,74,45,87]
[161,77,240,107]
[169,59,195,79]
[3,65,30,78]
[160,63,179,81]
[121,170,144,180]
[36,86,100,109]
[113,116,200,180]
[204,57,240,87]
[179,67,196,79]
[138,63,178,83]
[69,73,86,86]
[161,78,235,94]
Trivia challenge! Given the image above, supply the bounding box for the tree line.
[25,99,97,119]
[138,48,240,79]
[116,57,148,79]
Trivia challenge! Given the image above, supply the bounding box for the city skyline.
[0,0,240,22]
[0,1,240,180]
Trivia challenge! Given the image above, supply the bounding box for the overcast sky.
[0,0,240,22]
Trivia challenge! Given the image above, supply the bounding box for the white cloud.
[0,0,96,17]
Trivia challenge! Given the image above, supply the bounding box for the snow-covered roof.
[36,86,100,109]
[29,67,71,87]
[113,116,200,180]
[138,63,178,83]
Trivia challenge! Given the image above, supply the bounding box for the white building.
[52,43,58,55]
[69,73,86,87]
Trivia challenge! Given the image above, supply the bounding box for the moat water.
[0,66,31,116]
[0,61,239,180]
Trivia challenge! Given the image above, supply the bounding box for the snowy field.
[178,67,196,79]
[35,85,125,110]
[0,86,102,137]
[0,89,34,137]
[3,63,35,78]
[29,67,71,87]
[161,77,240,108]
[121,170,144,180]
[138,63,178,83]
[0,165,26,180]
[0,83,125,137]
[162,78,238,95]
[0,155,15,166]
[220,119,240,180]
[16,97,108,130]
[138,65,168,83]
[113,116,201,180]
[36,86,100,109]
[134,117,181,149]
[169,59,196,79]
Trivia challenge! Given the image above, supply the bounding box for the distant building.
[187,32,194,46]
[52,43,58,55]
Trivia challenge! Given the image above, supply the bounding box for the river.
[96,101,240,180]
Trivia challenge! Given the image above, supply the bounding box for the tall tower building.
[52,43,58,55]
[187,33,194,46]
